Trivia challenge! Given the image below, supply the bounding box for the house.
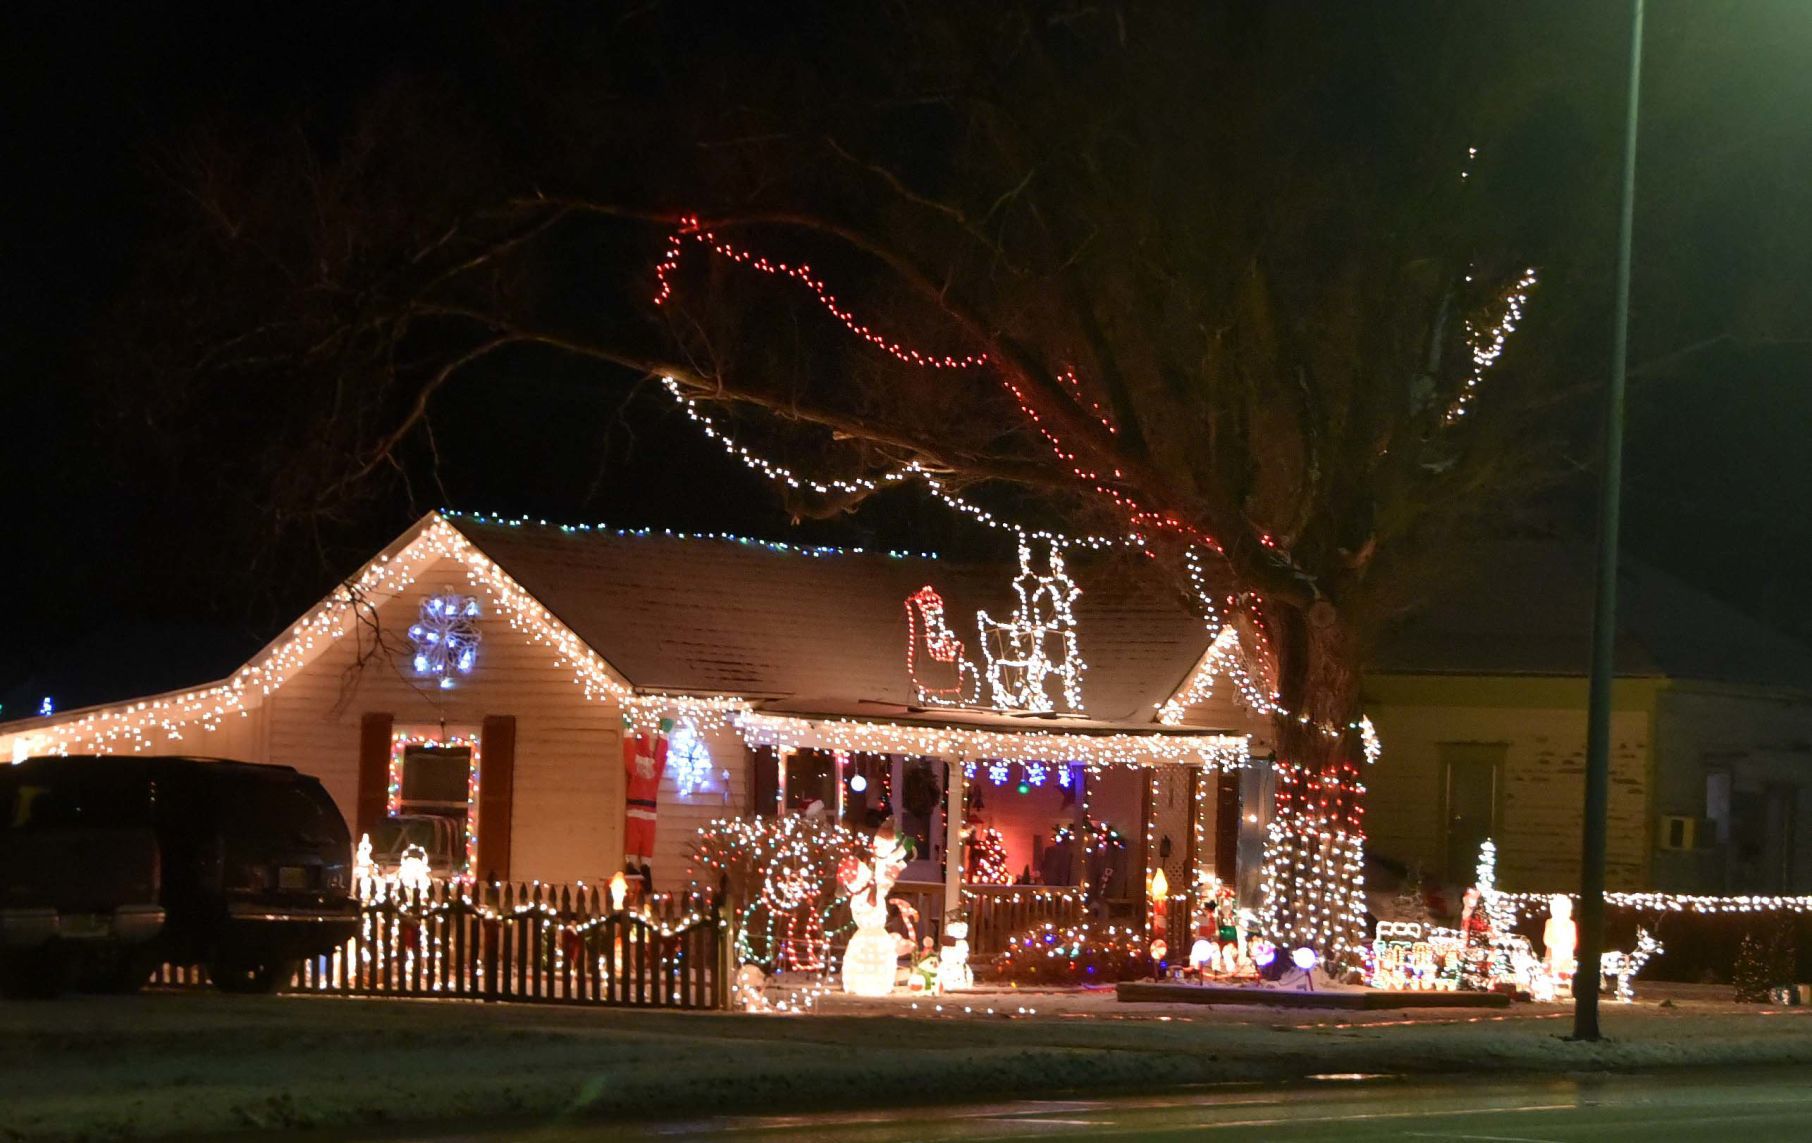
[1364,542,1812,896]
[0,511,1261,943]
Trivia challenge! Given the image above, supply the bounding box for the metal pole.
[1575,0,1645,1043]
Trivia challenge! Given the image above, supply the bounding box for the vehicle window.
[222,777,343,846]
[1,770,150,831]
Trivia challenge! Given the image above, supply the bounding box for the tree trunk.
[1256,599,1369,970]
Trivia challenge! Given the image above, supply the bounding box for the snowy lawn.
[2,982,1810,1139]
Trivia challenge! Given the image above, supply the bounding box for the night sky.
[5,2,1811,714]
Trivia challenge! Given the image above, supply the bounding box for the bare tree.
[112,3,1622,957]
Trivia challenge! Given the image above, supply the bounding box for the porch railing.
[890,881,1085,956]
[151,880,727,1009]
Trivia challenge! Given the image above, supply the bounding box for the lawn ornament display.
[904,586,979,706]
[1599,928,1663,1002]
[976,539,1085,713]
[1542,893,1578,986]
[395,844,432,891]
[735,965,772,1012]
[939,919,973,992]
[839,824,911,996]
[622,717,672,865]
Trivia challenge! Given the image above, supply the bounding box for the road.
[392,1068,1812,1141]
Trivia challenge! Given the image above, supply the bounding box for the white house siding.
[258,552,625,884]
[1650,683,1812,892]
[1362,676,1654,892]
[652,721,750,893]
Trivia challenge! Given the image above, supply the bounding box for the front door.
[1441,743,1504,883]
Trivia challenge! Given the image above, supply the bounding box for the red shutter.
[478,715,516,882]
[356,712,394,840]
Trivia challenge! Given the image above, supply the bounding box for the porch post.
[943,756,966,921]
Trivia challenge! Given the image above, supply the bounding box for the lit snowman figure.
[939,919,973,992]
[395,843,433,892]
[838,823,910,996]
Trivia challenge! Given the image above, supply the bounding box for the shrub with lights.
[990,921,1151,985]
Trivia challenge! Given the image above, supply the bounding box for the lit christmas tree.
[967,825,1011,884]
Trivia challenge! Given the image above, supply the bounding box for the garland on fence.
[316,881,724,999]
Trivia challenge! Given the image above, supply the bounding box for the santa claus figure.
[622,717,673,877]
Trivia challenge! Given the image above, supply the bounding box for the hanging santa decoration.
[623,717,673,874]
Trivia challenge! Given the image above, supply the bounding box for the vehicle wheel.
[0,948,69,1000]
[209,956,297,994]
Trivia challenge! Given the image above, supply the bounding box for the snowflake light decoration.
[668,721,713,797]
[408,592,482,690]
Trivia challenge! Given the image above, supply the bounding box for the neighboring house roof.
[448,515,1213,724]
[1374,540,1812,691]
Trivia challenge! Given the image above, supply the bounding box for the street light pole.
[1575,0,1645,1043]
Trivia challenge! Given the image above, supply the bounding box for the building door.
[1440,743,1505,882]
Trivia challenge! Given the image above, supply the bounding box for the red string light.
[652,218,1224,553]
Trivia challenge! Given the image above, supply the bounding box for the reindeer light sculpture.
[1599,928,1663,1002]
[976,539,1085,713]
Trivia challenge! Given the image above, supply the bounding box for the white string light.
[977,539,1085,713]
[1445,267,1539,424]
[657,375,1139,550]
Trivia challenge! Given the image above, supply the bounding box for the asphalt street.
[392,1067,1812,1142]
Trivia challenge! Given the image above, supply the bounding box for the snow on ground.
[2,983,1809,1140]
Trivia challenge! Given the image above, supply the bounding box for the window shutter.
[478,715,516,882]
[356,712,394,840]
[750,745,778,818]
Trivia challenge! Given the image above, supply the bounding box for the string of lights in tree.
[1444,267,1539,424]
[1257,757,1368,968]
[656,219,988,369]
[657,374,1137,550]
[652,218,1220,553]
[643,220,1413,785]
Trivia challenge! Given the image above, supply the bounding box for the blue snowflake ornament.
[408,593,482,689]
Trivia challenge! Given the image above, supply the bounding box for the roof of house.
[1373,540,1812,691]
[448,515,1213,725]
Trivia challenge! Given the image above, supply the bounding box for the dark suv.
[0,755,359,997]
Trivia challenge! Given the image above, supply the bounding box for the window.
[1705,770,1732,846]
[397,745,471,816]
